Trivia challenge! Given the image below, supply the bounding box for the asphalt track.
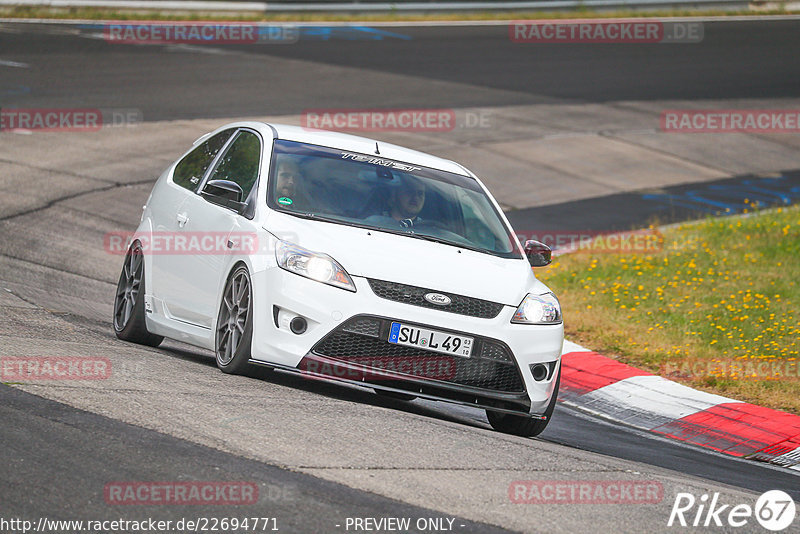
[1,20,799,119]
[1,384,511,533]
[1,18,800,534]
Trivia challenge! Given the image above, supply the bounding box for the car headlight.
[512,292,562,324]
[276,241,356,292]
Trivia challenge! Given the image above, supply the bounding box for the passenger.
[273,157,307,210]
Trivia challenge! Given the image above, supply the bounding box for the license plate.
[388,322,473,357]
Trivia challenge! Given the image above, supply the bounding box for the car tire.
[486,365,561,437]
[215,265,254,375]
[113,242,164,347]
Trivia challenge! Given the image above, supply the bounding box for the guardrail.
[0,0,754,12]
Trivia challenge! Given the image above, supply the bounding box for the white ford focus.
[113,122,564,436]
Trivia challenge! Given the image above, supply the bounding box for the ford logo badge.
[424,293,452,306]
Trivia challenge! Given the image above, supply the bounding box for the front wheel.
[486,366,560,437]
[215,265,254,375]
[113,242,163,347]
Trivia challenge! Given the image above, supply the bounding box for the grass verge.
[539,205,800,415]
[0,6,795,22]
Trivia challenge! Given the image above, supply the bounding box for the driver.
[387,175,426,228]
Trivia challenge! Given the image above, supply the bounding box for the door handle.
[176,212,189,227]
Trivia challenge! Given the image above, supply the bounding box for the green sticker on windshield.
[278,197,293,205]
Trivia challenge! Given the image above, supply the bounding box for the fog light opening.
[290,316,307,335]
[531,363,548,382]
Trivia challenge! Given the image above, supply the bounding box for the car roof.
[263,123,471,177]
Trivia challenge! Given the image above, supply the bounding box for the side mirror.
[201,179,246,214]
[524,240,552,267]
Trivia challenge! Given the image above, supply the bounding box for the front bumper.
[250,268,563,416]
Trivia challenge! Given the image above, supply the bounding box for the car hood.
[266,212,542,306]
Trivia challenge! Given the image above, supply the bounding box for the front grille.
[481,340,514,363]
[311,316,524,393]
[367,279,504,319]
[341,317,381,337]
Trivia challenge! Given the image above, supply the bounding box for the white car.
[113,122,564,436]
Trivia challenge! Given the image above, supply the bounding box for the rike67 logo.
[668,490,796,531]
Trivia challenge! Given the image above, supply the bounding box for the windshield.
[266,139,522,259]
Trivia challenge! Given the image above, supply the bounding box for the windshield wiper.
[404,232,494,255]
[282,211,365,230]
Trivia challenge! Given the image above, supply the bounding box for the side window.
[204,131,261,200]
[172,130,233,190]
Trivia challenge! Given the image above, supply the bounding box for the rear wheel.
[486,366,560,437]
[113,242,164,347]
[215,265,254,375]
